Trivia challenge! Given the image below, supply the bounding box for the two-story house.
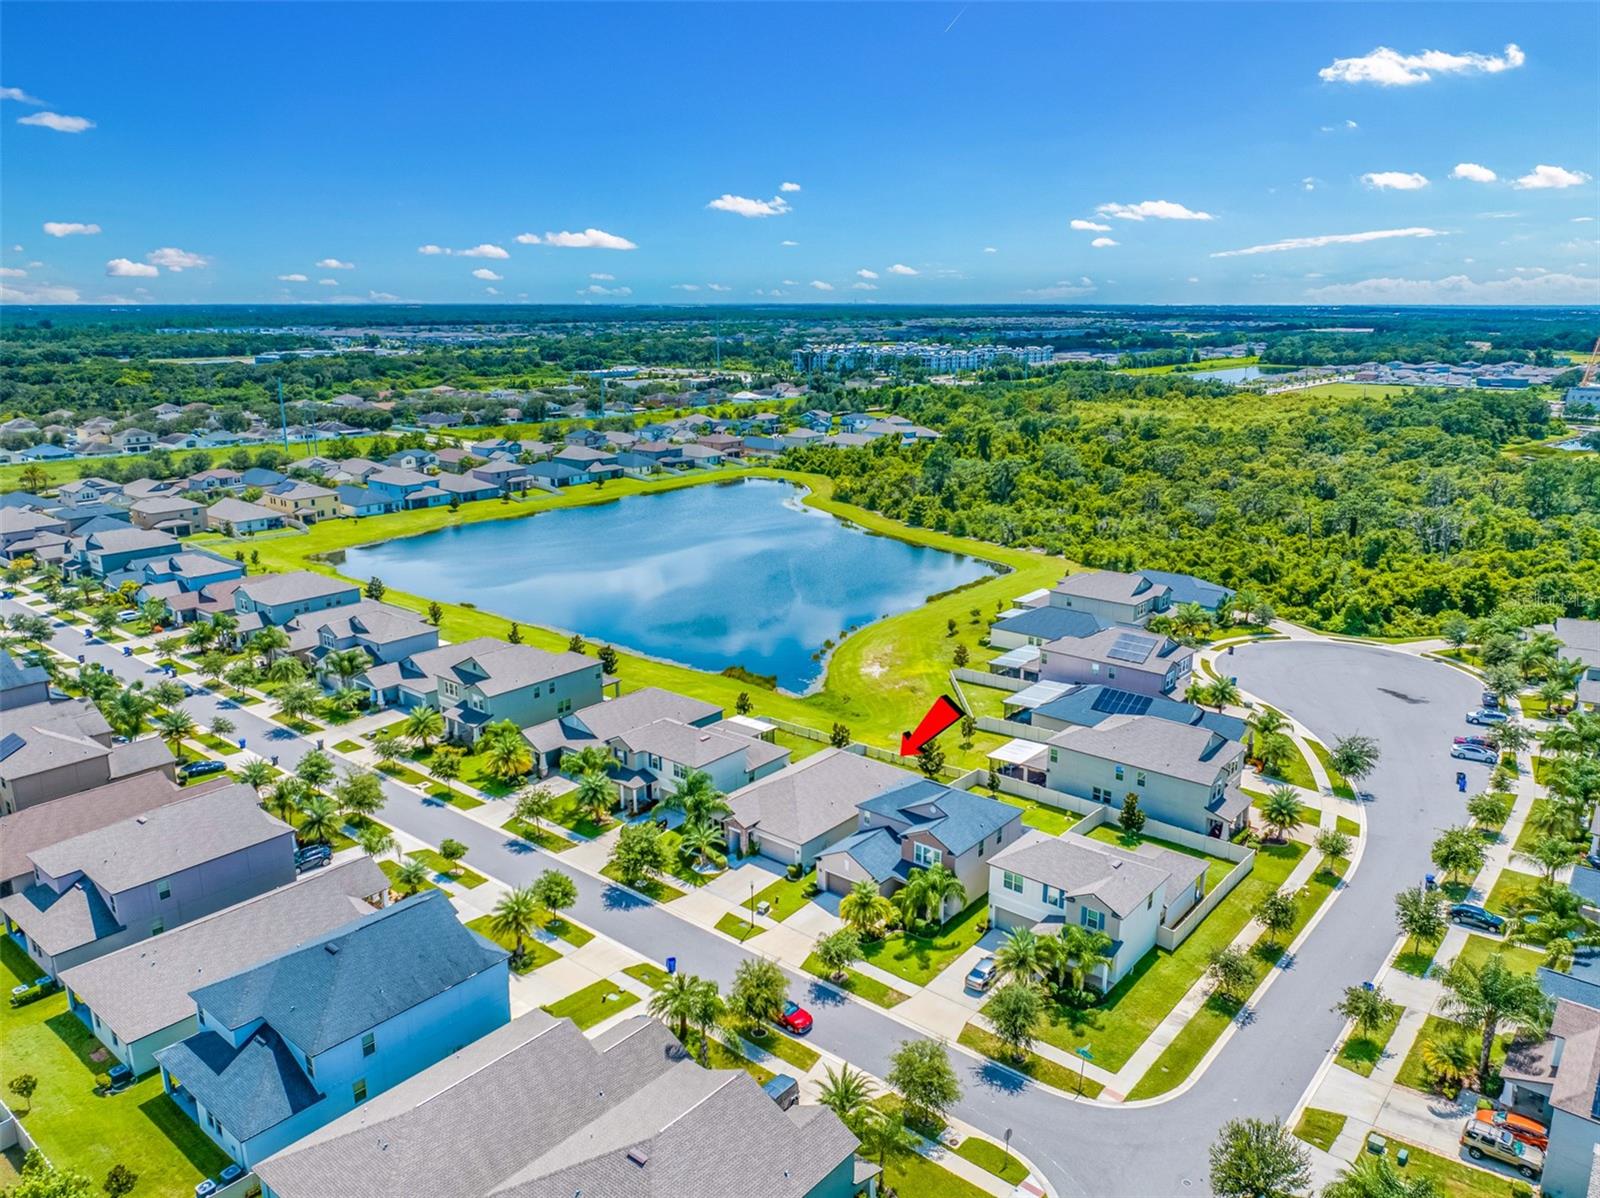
[1037,626,1194,698]
[0,785,296,977]
[74,527,182,579]
[1044,714,1250,839]
[205,497,285,535]
[986,829,1208,990]
[365,467,447,509]
[394,638,604,743]
[0,508,71,558]
[232,571,360,630]
[60,857,389,1075]
[522,687,721,775]
[261,482,341,523]
[605,718,790,814]
[134,551,246,594]
[815,778,1023,917]
[1046,570,1172,626]
[0,696,174,813]
[294,601,439,686]
[154,890,510,1169]
[128,495,207,535]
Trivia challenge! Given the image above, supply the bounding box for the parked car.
[1466,708,1509,725]
[1450,903,1506,934]
[177,759,226,780]
[1475,1107,1549,1152]
[1461,1121,1543,1178]
[1453,735,1491,748]
[777,1000,813,1035]
[295,843,332,871]
[115,609,140,623]
[1481,691,1501,709]
[1452,744,1499,764]
[965,955,1000,992]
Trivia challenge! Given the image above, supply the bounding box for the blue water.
[340,479,994,691]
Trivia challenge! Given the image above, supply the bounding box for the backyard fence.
[763,715,970,780]
[953,666,1031,693]
[976,714,1049,742]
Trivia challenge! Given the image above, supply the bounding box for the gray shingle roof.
[0,770,198,883]
[1033,684,1248,742]
[990,829,1203,918]
[1045,626,1188,670]
[28,784,289,893]
[235,571,359,608]
[523,688,721,755]
[446,642,596,697]
[190,890,506,1057]
[1137,570,1233,609]
[1051,570,1162,604]
[821,827,905,884]
[1047,714,1237,785]
[206,497,280,524]
[0,650,50,695]
[724,749,915,846]
[856,778,1021,857]
[615,718,788,772]
[156,1023,322,1141]
[992,607,1107,642]
[0,876,124,956]
[254,1014,858,1198]
[59,858,387,1044]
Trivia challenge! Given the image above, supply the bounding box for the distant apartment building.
[793,342,1054,371]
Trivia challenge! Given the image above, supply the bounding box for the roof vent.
[325,943,340,955]
[627,1149,649,1168]
[1111,861,1121,870]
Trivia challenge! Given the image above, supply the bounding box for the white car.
[1465,708,1508,726]
[1451,743,1498,765]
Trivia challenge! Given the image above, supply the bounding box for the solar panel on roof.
[1091,688,1152,716]
[1105,633,1156,664]
[0,732,24,762]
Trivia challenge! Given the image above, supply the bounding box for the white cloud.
[1513,164,1591,190]
[1319,119,1359,132]
[147,247,208,271]
[514,233,541,245]
[809,280,834,291]
[1,86,44,104]
[316,257,354,269]
[43,221,101,237]
[779,181,802,192]
[1305,271,1597,304]
[782,279,799,286]
[1096,199,1214,221]
[856,268,879,280]
[983,246,997,253]
[672,284,701,291]
[538,228,638,249]
[1302,177,1319,191]
[780,240,799,247]
[1319,42,1524,86]
[1362,171,1429,190]
[706,283,731,292]
[578,284,631,296]
[106,258,159,278]
[417,244,447,255]
[887,263,919,275]
[318,278,339,286]
[369,291,400,302]
[1090,237,1118,248]
[589,272,615,281]
[707,194,791,218]
[1020,281,1096,298]
[1070,219,1112,232]
[470,268,502,281]
[1186,276,1200,283]
[484,287,499,296]
[17,111,93,133]
[0,281,80,303]
[852,282,878,291]
[1574,216,1596,223]
[1451,162,1498,183]
[277,273,309,282]
[1211,226,1444,257]
[0,267,26,278]
[459,243,508,259]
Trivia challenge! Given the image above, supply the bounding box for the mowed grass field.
[204,466,1071,760]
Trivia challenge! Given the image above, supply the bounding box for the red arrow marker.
[900,694,965,756]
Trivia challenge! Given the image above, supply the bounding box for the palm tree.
[995,927,1047,985]
[574,768,615,825]
[357,825,398,860]
[184,621,218,652]
[856,1108,917,1172]
[817,1064,876,1126]
[913,863,966,927]
[1170,601,1212,641]
[676,820,726,871]
[104,688,152,741]
[1058,924,1116,994]
[1323,1154,1444,1198]
[1206,677,1241,711]
[479,720,532,783]
[1416,1031,1477,1096]
[1511,880,1600,960]
[153,707,196,753]
[489,885,542,967]
[266,656,306,685]
[1515,834,1584,882]
[1542,712,1600,758]
[237,758,276,792]
[649,971,703,1040]
[249,626,290,669]
[276,680,323,726]
[295,794,343,846]
[728,958,788,1034]
[686,977,725,1067]
[665,769,732,826]
[373,731,404,773]
[394,858,430,896]
[894,870,929,933]
[148,679,185,711]
[1259,785,1304,842]
[1437,954,1555,1084]
[1328,734,1381,786]
[265,778,305,823]
[839,877,894,939]
[403,705,445,752]
[323,647,373,690]
[562,744,615,779]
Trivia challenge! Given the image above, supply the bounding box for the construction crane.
[1582,332,1600,388]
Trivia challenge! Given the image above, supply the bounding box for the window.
[1147,893,1154,910]
[1136,771,1147,788]
[913,843,943,868]
[1107,668,1117,680]
[1042,885,1065,910]
[1114,765,1124,782]
[1080,907,1105,932]
[672,763,687,779]
[1002,871,1024,895]
[1090,662,1100,674]
[1091,786,1114,805]
[352,1078,367,1104]
[361,1032,376,1057]
[157,879,171,900]
[150,918,164,935]
[1049,748,1058,764]
[305,1056,315,1080]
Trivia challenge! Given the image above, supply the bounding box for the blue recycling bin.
[666,956,677,975]
[122,645,132,657]
[1456,772,1467,792]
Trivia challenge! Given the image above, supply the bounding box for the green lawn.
[954,1138,1028,1185]
[1336,815,1361,839]
[770,728,828,762]
[742,1025,820,1072]
[994,791,1080,835]
[678,1028,776,1086]
[1368,1137,1518,1198]
[464,915,561,973]
[1293,1107,1348,1153]
[599,862,687,903]
[541,980,639,1030]
[801,953,910,1008]
[622,962,672,990]
[270,711,324,734]
[744,869,818,922]
[1392,943,1439,978]
[1085,823,1235,891]
[499,815,576,853]
[957,1025,1103,1098]
[427,785,485,811]
[546,789,612,839]
[1396,1014,1510,1094]
[378,761,430,787]
[1485,868,1539,917]
[1307,738,1354,798]
[379,858,438,894]
[860,898,990,986]
[333,738,363,752]
[1336,1004,1405,1077]
[880,1153,994,1198]
[535,911,593,949]
[1126,853,1346,1099]
[193,733,241,756]
[407,848,486,888]
[0,938,232,1196]
[1452,934,1546,977]
[715,911,766,941]
[1532,756,1551,785]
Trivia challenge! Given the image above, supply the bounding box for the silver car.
[965,955,999,992]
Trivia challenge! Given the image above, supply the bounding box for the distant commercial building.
[793,342,1054,372]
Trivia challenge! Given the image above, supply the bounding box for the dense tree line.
[785,373,1599,634]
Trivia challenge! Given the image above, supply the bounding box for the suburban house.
[988,606,1107,651]
[1022,684,1247,743]
[132,551,246,594]
[1044,714,1250,839]
[522,687,721,776]
[112,428,157,453]
[1,649,51,707]
[154,890,511,1169]
[434,472,500,504]
[232,571,360,628]
[384,638,604,743]
[334,485,397,518]
[0,770,206,896]
[383,448,439,471]
[722,749,922,868]
[1046,571,1174,626]
[814,778,1023,914]
[59,858,389,1076]
[1037,626,1195,697]
[0,508,70,556]
[468,459,531,492]
[366,467,448,508]
[262,482,341,523]
[1551,618,1600,710]
[1137,570,1236,617]
[129,496,206,534]
[252,1012,870,1198]
[291,601,439,684]
[0,784,297,977]
[986,829,1208,989]
[605,718,790,813]
[188,468,245,493]
[205,497,285,535]
[75,527,181,578]
[1499,982,1600,1198]
[0,696,175,813]
[527,460,599,489]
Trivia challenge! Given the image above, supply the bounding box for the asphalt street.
[14,609,1490,1196]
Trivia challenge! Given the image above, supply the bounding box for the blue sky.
[3,2,1596,306]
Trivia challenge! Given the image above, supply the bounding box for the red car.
[778,1000,813,1035]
